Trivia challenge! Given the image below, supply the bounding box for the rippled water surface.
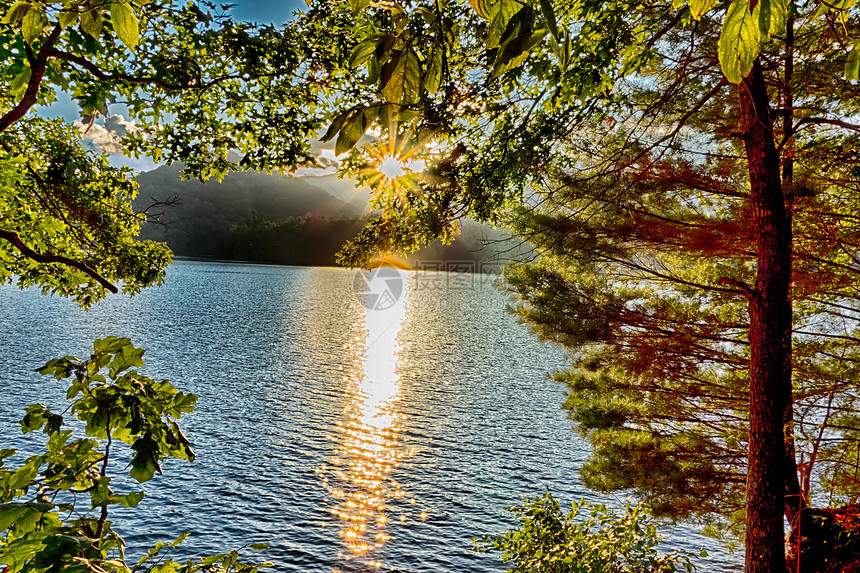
[0,261,741,571]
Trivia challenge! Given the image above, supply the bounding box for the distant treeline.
[214,211,519,267]
[134,163,527,267]
[215,212,366,266]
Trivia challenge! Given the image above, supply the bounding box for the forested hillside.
[134,164,522,267]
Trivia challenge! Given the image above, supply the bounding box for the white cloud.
[293,148,341,176]
[74,114,140,154]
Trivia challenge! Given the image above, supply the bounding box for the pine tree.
[497,13,860,570]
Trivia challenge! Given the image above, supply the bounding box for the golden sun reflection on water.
[324,269,414,569]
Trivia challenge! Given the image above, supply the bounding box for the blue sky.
[229,0,308,25]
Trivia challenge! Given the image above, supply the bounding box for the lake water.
[0,261,741,571]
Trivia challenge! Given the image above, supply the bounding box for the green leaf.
[846,42,860,80]
[808,0,856,19]
[249,543,269,550]
[333,109,366,155]
[718,0,763,84]
[2,1,30,25]
[538,0,558,41]
[21,8,47,45]
[96,336,132,354]
[492,28,547,78]
[768,0,788,36]
[320,108,351,143]
[425,42,444,93]
[757,0,771,36]
[58,9,78,29]
[809,0,826,18]
[129,454,160,483]
[468,0,495,20]
[349,36,378,68]
[380,50,405,104]
[486,0,519,49]
[109,2,139,50]
[0,505,28,531]
[116,490,145,507]
[367,55,381,84]
[81,8,103,39]
[7,464,38,491]
[10,66,32,98]
[348,0,370,14]
[335,109,370,155]
[108,343,144,378]
[688,0,718,18]
[402,48,422,104]
[491,7,545,79]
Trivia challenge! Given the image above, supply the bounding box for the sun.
[379,155,406,181]
[357,138,429,202]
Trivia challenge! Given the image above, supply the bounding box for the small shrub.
[476,493,698,572]
[0,337,269,573]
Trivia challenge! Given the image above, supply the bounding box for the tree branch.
[0,229,118,293]
[46,48,240,91]
[0,26,63,132]
[793,116,860,132]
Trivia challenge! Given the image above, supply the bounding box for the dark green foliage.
[216,214,369,266]
[475,493,697,572]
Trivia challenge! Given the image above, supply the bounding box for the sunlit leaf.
[768,0,788,35]
[425,42,444,93]
[380,50,405,104]
[10,66,31,98]
[21,8,47,45]
[348,0,370,14]
[486,0,519,49]
[491,7,546,79]
[718,0,762,84]
[468,0,495,21]
[116,490,145,507]
[402,48,422,104]
[2,1,30,25]
[58,9,78,29]
[110,2,139,49]
[81,7,103,39]
[349,36,377,68]
[688,0,718,19]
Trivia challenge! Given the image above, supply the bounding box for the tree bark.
[780,14,806,529]
[740,59,791,573]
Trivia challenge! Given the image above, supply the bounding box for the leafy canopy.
[0,0,333,306]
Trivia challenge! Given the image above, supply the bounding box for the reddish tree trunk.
[740,59,792,573]
[781,14,805,530]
